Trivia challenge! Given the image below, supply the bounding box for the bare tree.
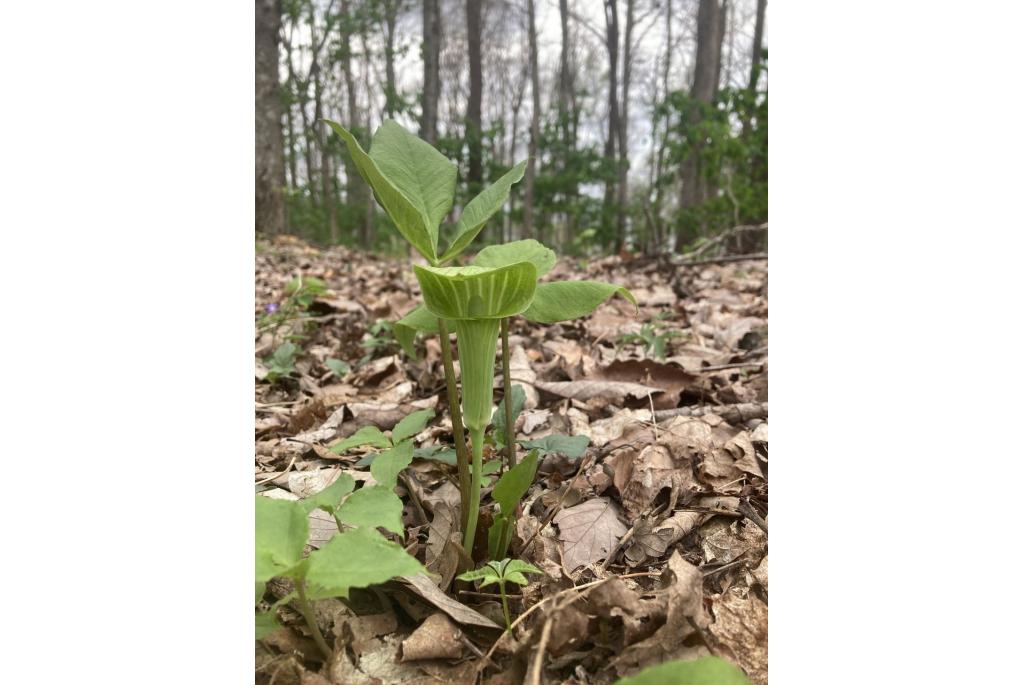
[615,0,635,252]
[678,0,726,248]
[523,0,541,239]
[466,0,483,189]
[421,0,442,144]
[602,0,621,244]
[256,0,287,235]
[742,0,767,137]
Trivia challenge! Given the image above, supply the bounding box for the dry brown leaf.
[534,378,664,403]
[347,395,438,430]
[595,359,699,409]
[709,586,768,685]
[400,612,464,661]
[552,496,629,572]
[399,573,502,630]
[578,408,651,448]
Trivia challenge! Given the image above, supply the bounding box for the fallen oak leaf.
[533,379,665,402]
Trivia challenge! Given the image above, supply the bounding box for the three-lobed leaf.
[369,441,415,490]
[521,281,637,324]
[369,120,457,253]
[335,485,404,534]
[255,496,308,583]
[325,120,438,261]
[391,408,435,444]
[305,526,425,600]
[299,473,356,514]
[440,161,528,262]
[414,263,538,320]
[331,425,391,454]
[473,239,556,276]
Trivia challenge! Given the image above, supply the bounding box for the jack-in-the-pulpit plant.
[457,558,542,631]
[328,119,636,559]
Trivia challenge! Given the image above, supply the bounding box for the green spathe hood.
[413,262,538,320]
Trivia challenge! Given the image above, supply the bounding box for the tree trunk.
[651,0,673,254]
[466,0,483,191]
[523,0,541,240]
[340,0,371,248]
[256,0,286,236]
[421,0,441,144]
[602,0,620,246]
[557,0,577,249]
[382,0,399,118]
[677,0,726,249]
[281,26,299,191]
[615,0,635,253]
[742,0,767,137]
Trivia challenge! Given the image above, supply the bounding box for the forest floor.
[255,235,768,685]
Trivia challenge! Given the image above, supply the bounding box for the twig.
[528,616,555,685]
[698,361,765,373]
[476,571,661,675]
[652,401,767,424]
[255,455,297,486]
[738,499,768,533]
[401,472,429,527]
[459,590,524,601]
[599,525,637,571]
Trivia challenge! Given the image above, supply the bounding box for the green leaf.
[335,485,404,534]
[256,581,266,604]
[255,496,308,583]
[488,515,511,560]
[255,610,281,639]
[305,526,425,600]
[492,384,526,448]
[518,434,590,460]
[491,450,539,515]
[369,120,457,252]
[414,445,457,465]
[325,359,350,377]
[502,559,542,577]
[370,441,414,490]
[414,262,538,320]
[393,305,441,359]
[481,459,502,476]
[392,408,436,444]
[473,239,556,277]
[331,425,391,454]
[325,119,438,261]
[613,656,751,685]
[440,160,528,262]
[299,473,356,514]
[456,566,499,583]
[521,281,638,324]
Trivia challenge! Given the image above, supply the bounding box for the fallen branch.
[675,252,768,267]
[653,402,767,424]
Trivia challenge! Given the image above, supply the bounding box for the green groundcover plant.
[327,118,636,557]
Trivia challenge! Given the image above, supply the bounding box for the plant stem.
[500,317,516,469]
[463,425,484,552]
[499,580,512,631]
[295,580,332,661]
[437,317,471,532]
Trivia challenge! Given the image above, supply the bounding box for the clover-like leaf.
[331,425,391,454]
[326,119,438,261]
[335,485,404,534]
[521,281,638,324]
[305,526,425,600]
[299,472,356,514]
[440,160,528,262]
[255,496,308,583]
[414,262,538,321]
[369,120,457,252]
[502,559,543,586]
[473,238,556,277]
[369,441,414,490]
[392,408,435,444]
[518,434,590,460]
[613,656,751,685]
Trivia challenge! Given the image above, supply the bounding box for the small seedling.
[264,342,298,383]
[324,358,350,378]
[613,655,751,685]
[457,558,542,630]
[618,311,681,360]
[359,319,399,366]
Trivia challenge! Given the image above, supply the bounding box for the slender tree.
[523,0,540,239]
[256,0,287,235]
[742,0,767,137]
[602,0,621,244]
[466,0,484,191]
[614,0,635,252]
[421,0,442,144]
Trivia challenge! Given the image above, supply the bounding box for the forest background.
[255,0,767,255]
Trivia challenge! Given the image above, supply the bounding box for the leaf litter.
[256,237,767,684]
